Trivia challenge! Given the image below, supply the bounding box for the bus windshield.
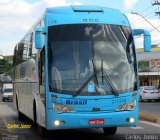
[48,24,137,96]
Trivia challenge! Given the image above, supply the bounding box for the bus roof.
[46,5,121,15]
[45,5,130,27]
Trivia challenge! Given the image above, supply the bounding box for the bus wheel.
[38,124,47,137]
[33,101,37,126]
[33,101,48,137]
[103,127,117,135]
[18,110,25,121]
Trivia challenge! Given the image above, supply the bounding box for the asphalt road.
[139,101,160,115]
[0,99,160,140]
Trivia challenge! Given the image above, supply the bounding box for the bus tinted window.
[13,32,37,66]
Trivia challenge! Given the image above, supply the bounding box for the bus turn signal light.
[132,93,137,97]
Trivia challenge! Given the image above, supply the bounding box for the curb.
[139,112,160,124]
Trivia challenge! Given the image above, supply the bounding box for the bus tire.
[18,110,24,121]
[33,100,37,126]
[33,101,47,137]
[38,124,47,137]
[103,127,117,135]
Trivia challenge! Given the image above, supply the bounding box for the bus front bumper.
[46,109,138,130]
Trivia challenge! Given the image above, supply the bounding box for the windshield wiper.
[102,70,119,96]
[73,70,100,97]
[73,59,99,97]
[100,60,119,96]
[92,59,99,88]
[73,60,119,97]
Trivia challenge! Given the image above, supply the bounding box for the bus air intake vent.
[71,5,103,13]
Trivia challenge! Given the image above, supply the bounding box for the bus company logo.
[66,99,87,105]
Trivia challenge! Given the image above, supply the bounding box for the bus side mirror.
[35,26,45,49]
[132,29,151,52]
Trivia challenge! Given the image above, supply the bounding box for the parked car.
[1,75,12,83]
[2,83,13,102]
[139,86,160,102]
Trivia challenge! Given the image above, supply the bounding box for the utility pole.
[152,0,160,17]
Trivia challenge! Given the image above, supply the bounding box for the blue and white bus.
[12,5,151,136]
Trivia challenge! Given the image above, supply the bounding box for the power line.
[138,5,153,15]
[132,14,156,26]
[132,2,160,43]
[131,12,160,33]
[149,24,160,32]
[130,5,153,21]
[143,7,158,17]
[132,13,155,25]
[132,7,158,25]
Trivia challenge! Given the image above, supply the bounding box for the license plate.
[89,119,104,125]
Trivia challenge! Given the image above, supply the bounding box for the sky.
[0,0,160,56]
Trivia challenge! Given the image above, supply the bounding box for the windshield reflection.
[48,24,137,96]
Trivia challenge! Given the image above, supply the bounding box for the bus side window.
[40,48,45,85]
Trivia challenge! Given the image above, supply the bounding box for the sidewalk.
[139,112,160,124]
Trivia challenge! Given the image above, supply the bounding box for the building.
[137,46,160,88]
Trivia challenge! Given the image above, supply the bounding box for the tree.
[0,59,12,75]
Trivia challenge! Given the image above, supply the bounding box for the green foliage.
[0,59,12,75]
[138,61,150,71]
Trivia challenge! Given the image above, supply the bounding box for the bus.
[12,5,151,136]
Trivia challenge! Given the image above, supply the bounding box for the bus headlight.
[52,103,74,113]
[117,100,136,111]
